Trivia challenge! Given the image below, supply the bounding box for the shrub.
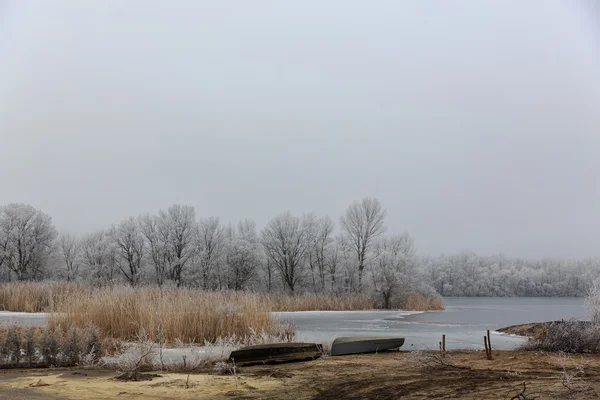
[63,326,82,366]
[24,328,37,366]
[40,328,62,366]
[6,327,22,365]
[522,321,600,353]
[83,323,103,364]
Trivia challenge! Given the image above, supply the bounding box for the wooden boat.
[228,342,323,366]
[330,337,405,356]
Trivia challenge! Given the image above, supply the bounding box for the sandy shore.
[1,350,600,399]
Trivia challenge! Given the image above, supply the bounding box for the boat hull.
[330,337,405,356]
[229,342,323,366]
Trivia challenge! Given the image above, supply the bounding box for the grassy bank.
[0,283,443,343]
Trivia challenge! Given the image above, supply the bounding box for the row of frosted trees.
[0,201,598,301]
[420,252,599,297]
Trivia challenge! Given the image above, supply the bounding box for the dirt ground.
[1,350,600,399]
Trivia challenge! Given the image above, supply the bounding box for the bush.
[83,323,104,363]
[40,328,62,367]
[522,321,600,353]
[63,326,82,366]
[24,328,37,366]
[5,327,21,364]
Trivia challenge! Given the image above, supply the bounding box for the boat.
[330,337,405,356]
[228,342,323,366]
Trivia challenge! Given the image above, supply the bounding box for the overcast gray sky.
[1,1,599,258]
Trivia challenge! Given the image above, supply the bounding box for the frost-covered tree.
[196,217,225,289]
[371,233,416,308]
[340,197,386,290]
[325,238,344,292]
[261,212,316,293]
[59,233,80,282]
[140,205,196,287]
[308,216,335,291]
[224,221,261,290]
[112,218,145,287]
[80,230,117,286]
[0,204,57,281]
[586,278,600,325]
[139,214,168,286]
[415,253,600,297]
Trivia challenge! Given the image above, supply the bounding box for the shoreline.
[2,350,600,399]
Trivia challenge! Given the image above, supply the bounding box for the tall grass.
[399,294,444,311]
[49,287,283,343]
[0,283,443,343]
[0,282,84,312]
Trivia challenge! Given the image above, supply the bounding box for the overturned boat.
[330,337,405,356]
[229,342,323,366]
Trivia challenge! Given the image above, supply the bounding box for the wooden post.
[484,336,491,360]
[486,329,492,359]
[442,334,446,355]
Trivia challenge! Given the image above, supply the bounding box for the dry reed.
[48,287,282,343]
[399,294,444,311]
[0,282,85,312]
[0,283,443,343]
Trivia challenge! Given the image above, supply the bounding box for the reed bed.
[0,282,85,313]
[0,283,443,343]
[48,287,284,344]
[399,294,444,311]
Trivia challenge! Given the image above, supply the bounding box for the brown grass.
[0,282,85,312]
[399,294,444,311]
[48,287,285,344]
[0,283,443,343]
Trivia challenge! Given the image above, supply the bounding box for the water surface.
[274,297,587,350]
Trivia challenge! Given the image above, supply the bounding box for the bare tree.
[308,216,335,291]
[340,197,386,290]
[0,204,57,281]
[80,230,119,286]
[141,205,196,287]
[371,233,416,308]
[196,217,225,289]
[224,222,261,290]
[160,205,196,286]
[586,278,600,325]
[59,233,80,282]
[326,239,342,292]
[261,258,273,292]
[0,213,12,279]
[112,218,145,287]
[139,214,167,286]
[261,212,316,293]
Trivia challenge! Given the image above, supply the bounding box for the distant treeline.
[418,253,596,297]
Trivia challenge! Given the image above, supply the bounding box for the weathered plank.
[331,337,405,356]
[229,342,323,366]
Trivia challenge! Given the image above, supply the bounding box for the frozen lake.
[273,297,588,350]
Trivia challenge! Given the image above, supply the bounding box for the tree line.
[0,199,597,305]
